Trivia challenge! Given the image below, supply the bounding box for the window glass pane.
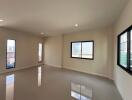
[130,30,132,69]
[120,33,127,68]
[72,43,81,57]
[6,74,14,100]
[82,42,93,58]
[7,40,16,68]
[38,43,43,62]
[38,66,42,87]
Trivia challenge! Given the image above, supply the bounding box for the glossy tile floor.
[0,65,122,100]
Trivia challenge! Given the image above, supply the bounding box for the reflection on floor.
[38,67,42,87]
[6,74,14,100]
[71,82,92,100]
[0,65,122,100]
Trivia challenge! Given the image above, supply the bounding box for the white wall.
[0,28,44,74]
[63,28,114,79]
[44,35,63,68]
[114,0,132,100]
[44,27,114,79]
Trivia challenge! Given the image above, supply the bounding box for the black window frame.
[71,41,94,60]
[6,39,16,69]
[117,25,132,75]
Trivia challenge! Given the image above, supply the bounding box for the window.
[131,30,132,69]
[71,41,94,59]
[119,32,128,68]
[38,43,43,62]
[6,40,16,69]
[71,42,81,58]
[117,25,132,74]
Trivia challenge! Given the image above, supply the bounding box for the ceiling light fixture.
[75,24,78,27]
[0,19,4,22]
[41,32,44,35]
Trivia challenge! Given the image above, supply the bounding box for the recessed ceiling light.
[0,19,4,22]
[75,24,78,27]
[41,32,44,35]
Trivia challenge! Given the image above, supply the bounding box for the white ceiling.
[0,0,128,36]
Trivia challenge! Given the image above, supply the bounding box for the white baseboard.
[45,64,62,68]
[44,64,113,80]
[63,66,113,80]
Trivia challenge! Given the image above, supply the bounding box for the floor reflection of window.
[71,82,92,100]
[6,74,14,100]
[38,67,42,87]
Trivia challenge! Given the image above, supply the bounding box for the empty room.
[0,0,132,100]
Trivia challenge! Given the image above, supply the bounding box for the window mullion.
[117,36,120,65]
[127,31,131,70]
[81,42,82,58]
